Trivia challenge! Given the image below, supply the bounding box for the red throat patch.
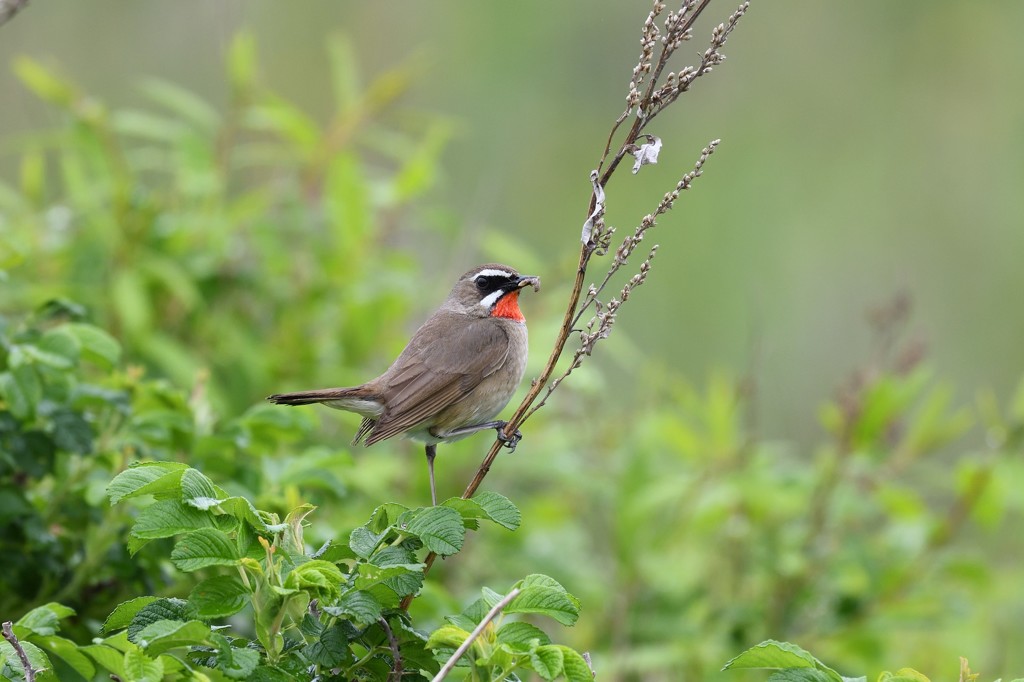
[491,291,525,322]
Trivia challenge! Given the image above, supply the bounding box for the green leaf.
[443,491,522,531]
[49,408,93,454]
[302,624,353,668]
[765,672,836,682]
[722,640,843,682]
[425,625,471,650]
[189,575,250,619]
[180,467,221,503]
[405,505,465,556]
[22,338,76,369]
[0,638,55,682]
[214,495,271,532]
[64,323,121,368]
[123,646,164,682]
[284,560,344,601]
[529,644,564,681]
[505,586,580,626]
[31,635,96,681]
[171,528,241,571]
[139,78,219,133]
[495,621,551,650]
[472,490,521,530]
[81,644,128,678]
[135,619,211,656]
[349,525,387,559]
[324,589,383,627]
[0,370,33,419]
[132,499,216,539]
[15,602,75,636]
[107,462,188,504]
[127,599,193,644]
[877,670,931,682]
[13,57,77,108]
[557,646,594,682]
[227,31,258,92]
[217,642,260,680]
[102,597,160,634]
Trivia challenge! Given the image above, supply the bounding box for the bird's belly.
[418,330,528,444]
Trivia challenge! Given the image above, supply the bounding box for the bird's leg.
[441,420,523,452]
[425,444,438,506]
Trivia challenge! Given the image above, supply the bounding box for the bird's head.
[445,263,540,321]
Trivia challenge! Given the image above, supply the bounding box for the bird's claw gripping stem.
[495,422,523,451]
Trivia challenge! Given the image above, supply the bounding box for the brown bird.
[268,263,540,505]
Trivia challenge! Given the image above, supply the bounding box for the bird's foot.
[494,421,523,452]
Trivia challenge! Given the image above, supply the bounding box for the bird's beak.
[514,275,541,293]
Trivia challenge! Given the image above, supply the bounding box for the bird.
[267,263,540,505]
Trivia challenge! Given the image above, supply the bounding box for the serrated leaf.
[132,499,216,539]
[107,462,188,504]
[214,495,271,532]
[123,647,164,682]
[171,528,240,571]
[302,624,353,668]
[180,467,221,503]
[722,640,843,682]
[127,599,193,644]
[405,505,465,556]
[350,525,386,559]
[504,586,580,626]
[529,644,564,681]
[103,597,160,633]
[324,589,383,627]
[63,323,121,368]
[135,619,211,656]
[495,621,551,649]
[443,491,522,531]
[425,625,471,650]
[764,672,836,682]
[557,646,593,682]
[217,642,260,680]
[15,602,75,636]
[189,575,250,619]
[473,490,521,530]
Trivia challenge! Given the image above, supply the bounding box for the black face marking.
[473,271,517,295]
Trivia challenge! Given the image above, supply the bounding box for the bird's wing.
[363,316,511,445]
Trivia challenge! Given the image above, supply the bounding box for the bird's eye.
[475,276,496,291]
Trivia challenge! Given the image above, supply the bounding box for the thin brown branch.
[2,621,36,682]
[431,588,521,682]
[379,617,403,682]
[401,0,749,612]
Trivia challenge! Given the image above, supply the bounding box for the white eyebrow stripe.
[479,289,505,308]
[474,269,515,280]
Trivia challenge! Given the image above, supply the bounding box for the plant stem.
[431,588,521,682]
[2,621,36,682]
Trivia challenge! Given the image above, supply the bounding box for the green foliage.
[0,457,586,681]
[724,640,1023,682]
[4,31,1024,682]
[2,33,450,416]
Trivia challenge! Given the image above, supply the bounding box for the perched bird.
[268,263,540,505]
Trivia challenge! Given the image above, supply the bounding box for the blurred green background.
[2,1,1023,680]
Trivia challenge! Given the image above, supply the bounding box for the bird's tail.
[267,387,383,415]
